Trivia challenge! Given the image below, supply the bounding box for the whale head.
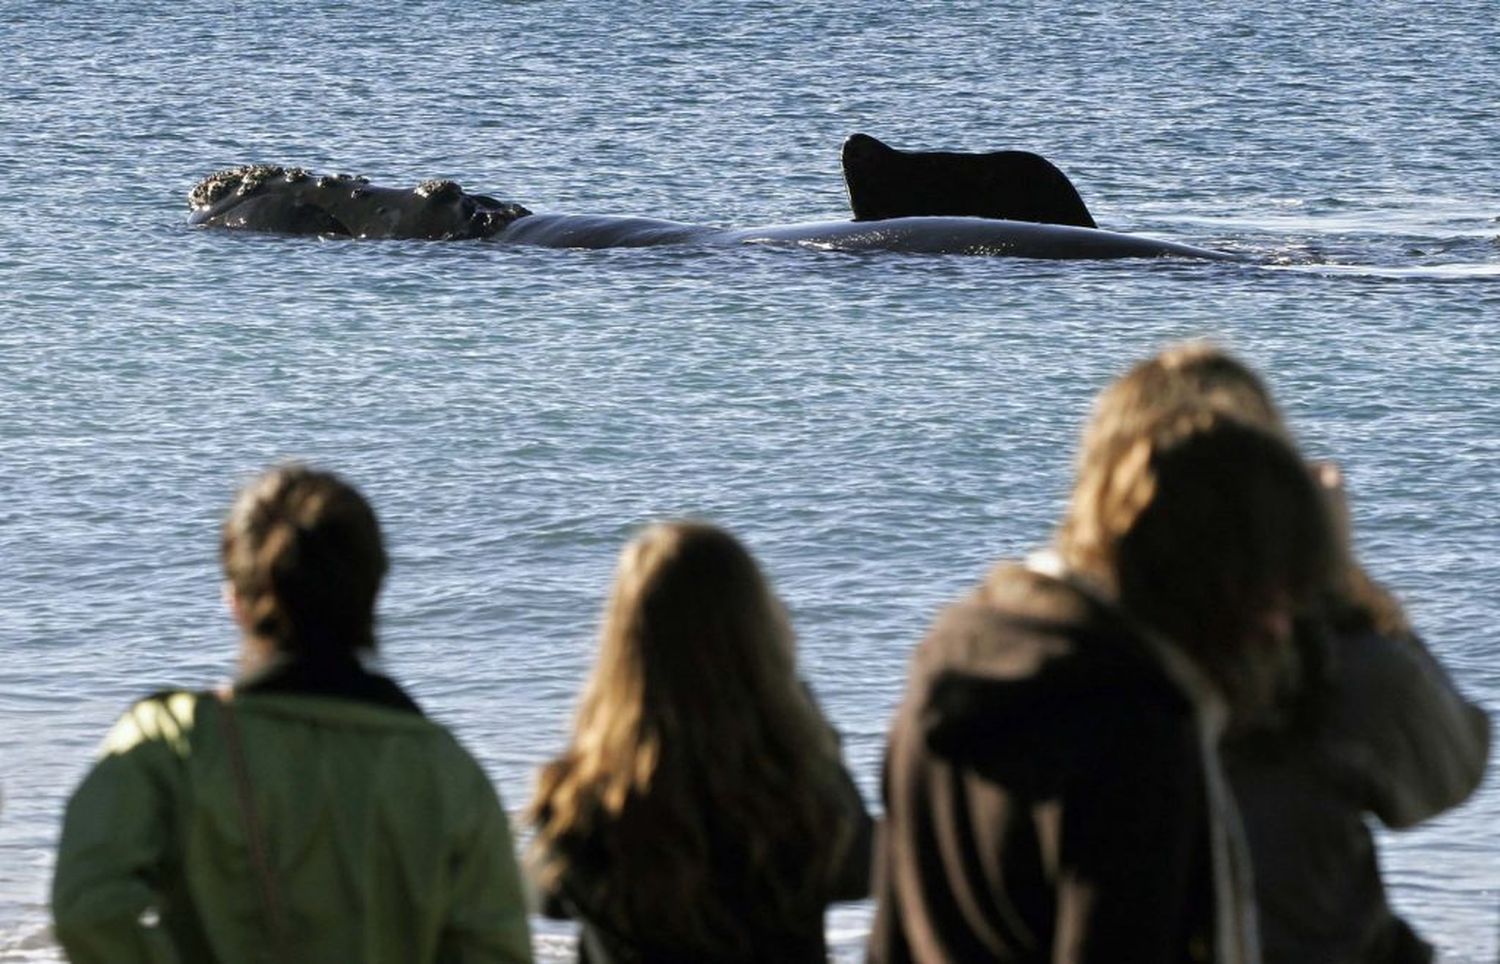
[188,166,532,239]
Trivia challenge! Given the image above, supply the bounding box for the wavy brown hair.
[1081,342,1408,639]
[221,465,387,657]
[1058,407,1338,724]
[528,522,857,954]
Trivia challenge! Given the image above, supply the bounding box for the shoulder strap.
[1021,553,1261,964]
[214,689,289,956]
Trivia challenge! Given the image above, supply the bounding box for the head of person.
[1080,341,1283,457]
[530,521,853,950]
[1058,406,1338,724]
[221,465,387,664]
[1081,341,1405,640]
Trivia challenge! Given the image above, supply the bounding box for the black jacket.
[538,743,872,963]
[869,562,1222,963]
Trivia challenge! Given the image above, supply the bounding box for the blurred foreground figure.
[53,466,533,963]
[871,402,1339,963]
[1095,344,1490,962]
[529,522,872,963]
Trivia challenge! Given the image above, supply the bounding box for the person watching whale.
[1088,344,1491,962]
[870,388,1339,963]
[52,465,533,963]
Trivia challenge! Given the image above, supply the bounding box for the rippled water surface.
[2,3,1497,960]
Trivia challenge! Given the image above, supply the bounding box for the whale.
[187,156,1237,262]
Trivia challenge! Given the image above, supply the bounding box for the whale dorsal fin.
[841,133,1097,229]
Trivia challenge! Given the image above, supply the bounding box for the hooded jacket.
[869,562,1247,964]
[52,659,533,964]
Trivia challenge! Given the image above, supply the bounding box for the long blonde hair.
[529,522,856,952]
[1058,405,1337,724]
[1079,342,1407,638]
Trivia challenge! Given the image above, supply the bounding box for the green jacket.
[53,690,533,964]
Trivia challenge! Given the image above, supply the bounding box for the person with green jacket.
[52,465,533,963]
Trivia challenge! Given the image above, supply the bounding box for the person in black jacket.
[870,406,1338,964]
[529,521,871,963]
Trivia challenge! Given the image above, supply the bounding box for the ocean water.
[1,2,1496,960]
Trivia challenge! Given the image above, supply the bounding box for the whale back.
[841,133,1097,229]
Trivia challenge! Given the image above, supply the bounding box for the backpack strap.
[214,688,289,956]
